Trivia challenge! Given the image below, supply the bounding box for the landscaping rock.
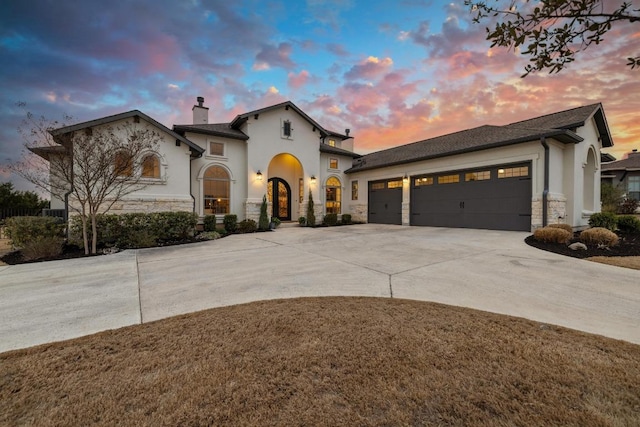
[568,242,588,251]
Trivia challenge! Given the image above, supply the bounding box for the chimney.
[345,128,350,137]
[192,96,209,124]
[629,149,640,157]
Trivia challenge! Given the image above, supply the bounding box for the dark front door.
[268,177,291,221]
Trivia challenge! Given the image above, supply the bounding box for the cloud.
[344,56,394,81]
[253,42,296,70]
[288,70,311,89]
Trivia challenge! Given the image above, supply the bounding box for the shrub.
[618,198,639,215]
[306,190,315,226]
[237,219,257,233]
[600,183,624,213]
[533,227,572,244]
[341,214,352,224]
[588,212,617,231]
[271,217,281,228]
[203,215,217,232]
[5,216,64,248]
[258,195,270,231]
[580,227,619,247]
[223,214,238,233]
[298,216,306,226]
[323,213,338,226]
[547,223,572,233]
[616,215,640,233]
[21,236,64,261]
[196,231,221,241]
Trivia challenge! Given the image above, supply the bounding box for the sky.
[1,0,639,192]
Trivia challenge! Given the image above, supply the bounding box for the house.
[36,99,613,232]
[601,149,640,201]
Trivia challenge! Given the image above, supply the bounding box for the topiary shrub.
[223,214,238,233]
[616,215,640,234]
[306,190,315,226]
[258,195,270,231]
[533,226,572,244]
[203,215,217,232]
[580,227,619,247]
[5,216,64,249]
[298,216,306,226]
[588,212,617,231]
[271,217,281,229]
[341,214,352,224]
[547,223,572,233]
[323,213,338,226]
[618,198,639,215]
[237,219,257,233]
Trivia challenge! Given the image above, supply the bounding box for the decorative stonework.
[401,202,410,226]
[531,194,567,229]
[70,198,193,215]
[349,204,367,223]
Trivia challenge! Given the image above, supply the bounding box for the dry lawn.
[2,297,640,426]
[588,256,640,270]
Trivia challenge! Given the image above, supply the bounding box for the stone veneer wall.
[69,198,193,215]
[349,204,368,223]
[531,194,567,229]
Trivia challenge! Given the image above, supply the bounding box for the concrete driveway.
[1,224,639,353]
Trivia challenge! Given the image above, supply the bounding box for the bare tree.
[11,106,162,254]
[465,0,640,76]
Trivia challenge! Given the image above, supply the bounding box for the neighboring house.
[34,99,613,231]
[601,149,640,201]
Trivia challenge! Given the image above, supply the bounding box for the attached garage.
[410,163,532,231]
[368,178,403,224]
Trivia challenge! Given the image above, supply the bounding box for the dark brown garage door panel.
[410,163,532,231]
[368,179,402,225]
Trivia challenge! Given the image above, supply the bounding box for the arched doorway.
[268,177,291,220]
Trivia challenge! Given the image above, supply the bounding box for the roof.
[230,100,350,140]
[27,145,68,160]
[320,143,362,158]
[602,152,640,171]
[601,152,616,162]
[49,110,205,157]
[173,123,249,140]
[346,124,582,173]
[346,103,614,174]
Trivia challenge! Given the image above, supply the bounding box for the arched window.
[203,166,230,214]
[114,151,133,177]
[583,148,597,211]
[325,176,341,214]
[141,154,161,179]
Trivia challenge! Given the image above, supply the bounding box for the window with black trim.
[203,166,230,214]
[209,142,224,156]
[438,174,460,184]
[465,171,490,181]
[498,166,529,178]
[283,120,292,137]
[326,177,341,214]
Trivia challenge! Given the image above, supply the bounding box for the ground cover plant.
[2,297,639,426]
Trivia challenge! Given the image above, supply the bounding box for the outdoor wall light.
[256,170,263,180]
[310,175,316,184]
[403,174,409,183]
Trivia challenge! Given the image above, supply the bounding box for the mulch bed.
[525,231,640,259]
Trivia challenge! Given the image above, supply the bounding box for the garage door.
[410,163,532,231]
[368,178,403,224]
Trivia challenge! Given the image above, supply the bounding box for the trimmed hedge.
[237,219,257,233]
[588,212,617,231]
[203,215,217,232]
[70,211,198,249]
[223,214,237,233]
[4,216,64,248]
[533,226,572,244]
[616,215,640,233]
[323,213,338,226]
[341,214,352,224]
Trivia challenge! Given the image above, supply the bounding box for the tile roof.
[346,103,610,173]
[173,123,249,140]
[320,143,361,158]
[602,152,640,171]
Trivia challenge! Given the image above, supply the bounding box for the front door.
[268,178,291,221]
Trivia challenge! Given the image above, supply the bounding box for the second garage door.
[368,178,403,225]
[410,163,532,231]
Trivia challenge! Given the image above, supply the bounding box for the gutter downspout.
[541,137,549,227]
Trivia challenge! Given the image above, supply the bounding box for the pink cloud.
[344,56,394,81]
[288,70,311,89]
[253,42,296,70]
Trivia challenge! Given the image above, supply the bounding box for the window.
[209,142,224,156]
[351,180,358,200]
[203,166,230,214]
[438,174,460,184]
[299,177,304,201]
[629,176,640,201]
[141,154,161,179]
[414,177,433,186]
[328,139,336,147]
[283,120,292,137]
[498,166,529,178]
[114,151,133,177]
[371,182,385,190]
[329,158,338,169]
[387,180,403,189]
[465,171,490,181]
[326,177,341,214]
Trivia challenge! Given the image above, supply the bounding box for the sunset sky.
[1,0,639,191]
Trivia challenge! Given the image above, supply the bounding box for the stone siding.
[531,194,567,229]
[349,204,368,223]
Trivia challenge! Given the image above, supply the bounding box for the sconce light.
[310,175,316,184]
[256,170,263,181]
[403,174,409,183]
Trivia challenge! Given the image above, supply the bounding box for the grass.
[2,297,639,426]
[588,255,640,270]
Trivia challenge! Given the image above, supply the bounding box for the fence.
[0,208,66,221]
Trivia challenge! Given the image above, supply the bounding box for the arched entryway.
[267,153,304,221]
[268,178,291,220]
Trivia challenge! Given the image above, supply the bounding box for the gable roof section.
[346,125,582,173]
[320,143,362,158]
[602,153,640,171]
[506,103,613,147]
[49,110,205,157]
[173,123,249,140]
[230,100,350,139]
